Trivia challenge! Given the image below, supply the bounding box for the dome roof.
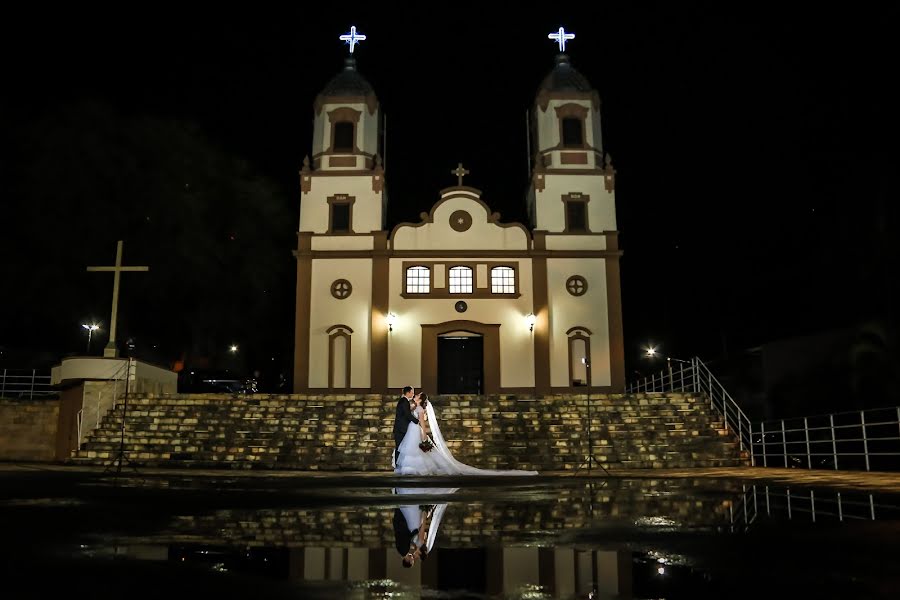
[319,57,375,97]
[538,54,593,93]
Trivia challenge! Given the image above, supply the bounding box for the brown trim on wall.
[399,261,522,299]
[296,249,623,259]
[554,103,590,119]
[566,326,593,335]
[562,192,591,233]
[293,233,313,392]
[555,103,589,150]
[328,328,352,391]
[327,106,362,124]
[532,256,551,394]
[314,94,378,116]
[421,321,501,395]
[567,331,592,387]
[389,192,532,246]
[535,90,601,112]
[605,236,626,392]
[328,156,358,168]
[486,262,520,296]
[370,232,389,392]
[560,152,588,165]
[326,194,356,234]
[325,324,354,334]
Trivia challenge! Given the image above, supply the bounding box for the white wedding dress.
[394,403,538,476]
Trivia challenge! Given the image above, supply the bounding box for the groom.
[393,386,419,465]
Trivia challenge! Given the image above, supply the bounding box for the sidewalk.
[2,462,899,493]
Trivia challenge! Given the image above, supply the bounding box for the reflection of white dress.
[395,404,538,476]
[394,487,457,554]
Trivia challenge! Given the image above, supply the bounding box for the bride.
[394,393,538,476]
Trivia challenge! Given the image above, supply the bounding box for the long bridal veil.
[425,402,538,476]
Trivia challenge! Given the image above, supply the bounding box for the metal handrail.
[0,369,56,399]
[627,359,900,472]
[727,484,897,529]
[626,357,752,458]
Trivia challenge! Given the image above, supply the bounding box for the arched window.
[561,117,584,147]
[333,122,355,152]
[490,266,515,294]
[405,266,430,294]
[448,266,473,294]
[327,325,353,391]
[567,327,593,387]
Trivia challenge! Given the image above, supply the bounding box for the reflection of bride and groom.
[392,386,539,476]
[392,488,456,568]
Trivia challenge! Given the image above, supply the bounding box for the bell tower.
[294,27,388,393]
[526,28,625,393]
[298,33,386,234]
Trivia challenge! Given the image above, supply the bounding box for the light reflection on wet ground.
[1,470,899,599]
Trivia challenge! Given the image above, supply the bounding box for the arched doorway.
[421,321,500,395]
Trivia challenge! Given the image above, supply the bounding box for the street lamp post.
[82,324,100,354]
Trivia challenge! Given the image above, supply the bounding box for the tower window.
[491,266,516,294]
[406,266,431,294]
[566,201,587,232]
[333,122,355,152]
[448,266,473,294]
[331,202,351,232]
[561,117,584,147]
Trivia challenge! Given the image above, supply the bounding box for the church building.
[293,30,624,395]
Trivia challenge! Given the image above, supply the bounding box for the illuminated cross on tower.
[339,26,367,54]
[451,163,470,186]
[548,27,575,52]
[86,240,149,358]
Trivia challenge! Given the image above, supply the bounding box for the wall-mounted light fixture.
[387,312,397,332]
[525,313,536,332]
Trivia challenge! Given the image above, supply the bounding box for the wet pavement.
[2,465,899,599]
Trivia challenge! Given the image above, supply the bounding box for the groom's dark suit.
[392,508,418,556]
[393,396,419,463]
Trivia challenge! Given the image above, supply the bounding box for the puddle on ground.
[2,475,898,599]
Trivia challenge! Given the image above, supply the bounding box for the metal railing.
[626,357,900,471]
[0,369,56,399]
[727,483,899,531]
[753,407,900,472]
[626,357,752,458]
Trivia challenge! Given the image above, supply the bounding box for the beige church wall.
[386,257,536,390]
[547,258,610,388]
[391,195,529,251]
[308,259,372,389]
[545,235,607,251]
[311,236,374,251]
[312,101,368,155]
[361,109,379,155]
[591,109,604,154]
[299,177,383,234]
[534,174,617,233]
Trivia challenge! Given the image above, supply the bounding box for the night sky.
[1,4,897,387]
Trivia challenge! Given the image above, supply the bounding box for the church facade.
[293,52,624,395]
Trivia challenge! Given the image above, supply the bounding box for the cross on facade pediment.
[451,163,470,186]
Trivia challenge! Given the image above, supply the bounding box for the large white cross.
[549,27,575,53]
[339,26,367,54]
[86,240,149,357]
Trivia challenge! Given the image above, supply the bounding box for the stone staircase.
[70,392,747,471]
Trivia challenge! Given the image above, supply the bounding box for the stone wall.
[0,398,59,461]
[74,392,746,470]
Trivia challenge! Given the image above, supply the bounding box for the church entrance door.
[437,335,484,394]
